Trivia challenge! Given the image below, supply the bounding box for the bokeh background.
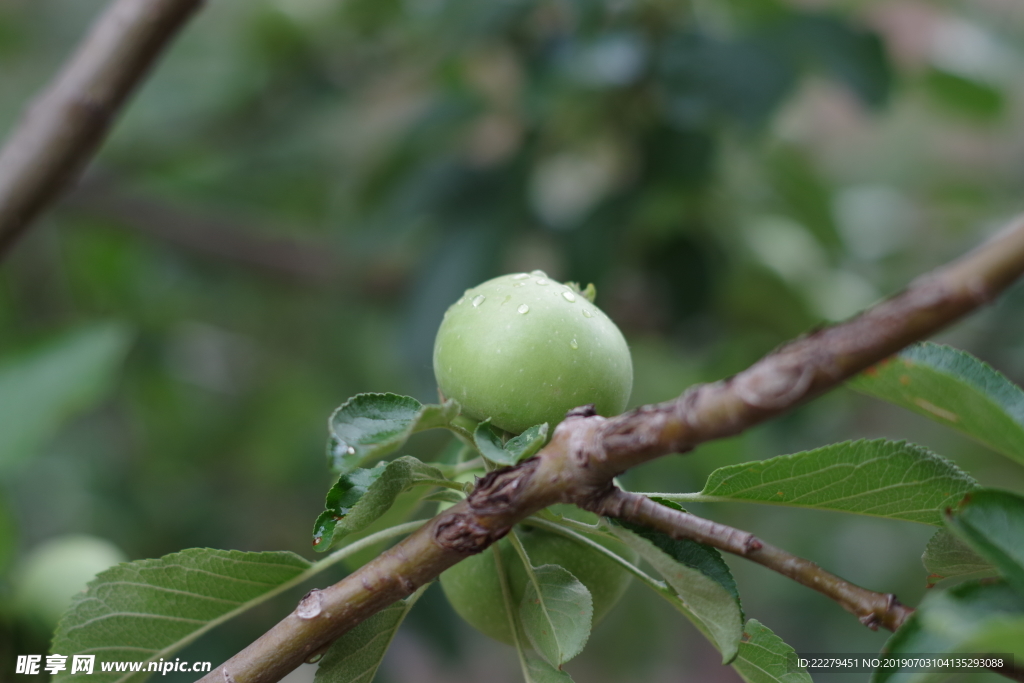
[2,0,1024,681]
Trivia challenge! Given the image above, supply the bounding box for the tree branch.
[0,0,205,259]
[196,213,1024,683]
[588,487,913,631]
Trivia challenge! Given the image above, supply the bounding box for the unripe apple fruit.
[433,271,632,434]
[12,534,127,628]
[439,517,636,644]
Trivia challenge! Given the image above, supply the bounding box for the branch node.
[397,575,416,595]
[565,403,597,419]
[433,513,494,555]
[732,356,815,410]
[858,613,881,631]
[468,459,539,515]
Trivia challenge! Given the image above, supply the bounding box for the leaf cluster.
[45,342,1024,683]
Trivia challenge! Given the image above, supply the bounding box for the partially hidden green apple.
[439,512,637,645]
[13,534,127,628]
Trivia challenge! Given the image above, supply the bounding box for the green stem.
[493,543,533,677]
[506,529,547,622]
[549,513,607,536]
[414,478,468,492]
[453,457,484,475]
[449,415,480,443]
[506,527,532,569]
[521,516,670,596]
[455,442,474,465]
[632,492,712,503]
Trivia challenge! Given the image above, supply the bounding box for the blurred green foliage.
[1,0,1024,680]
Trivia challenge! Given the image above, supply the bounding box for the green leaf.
[689,439,976,526]
[608,503,743,663]
[339,490,430,571]
[924,68,1005,122]
[506,529,593,667]
[566,282,596,304]
[328,393,459,473]
[314,585,426,683]
[474,420,549,466]
[522,651,574,683]
[945,489,1024,594]
[52,549,311,683]
[493,543,576,683]
[473,419,508,463]
[850,343,1024,465]
[922,530,996,586]
[0,323,132,472]
[520,564,593,667]
[505,423,549,462]
[789,14,892,108]
[313,456,447,552]
[874,580,1024,683]
[732,619,812,683]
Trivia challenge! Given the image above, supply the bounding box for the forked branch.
[587,487,913,632]
[196,215,1024,683]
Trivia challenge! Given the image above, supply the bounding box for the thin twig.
[196,214,1024,683]
[0,0,205,259]
[588,488,913,631]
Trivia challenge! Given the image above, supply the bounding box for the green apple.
[12,534,127,628]
[433,271,632,434]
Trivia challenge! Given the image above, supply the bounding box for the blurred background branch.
[0,0,204,258]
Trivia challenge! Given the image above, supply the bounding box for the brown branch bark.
[588,488,913,631]
[0,0,205,260]
[196,213,1024,683]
